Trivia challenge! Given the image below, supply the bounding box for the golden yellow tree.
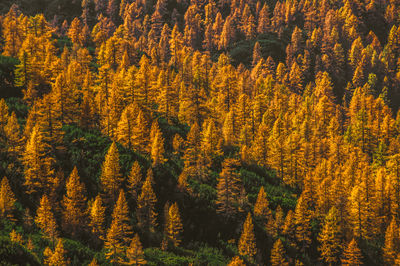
[136,171,157,232]
[227,256,246,266]
[253,186,272,220]
[0,176,16,220]
[318,207,342,265]
[35,195,58,244]
[4,112,23,156]
[126,233,147,265]
[105,189,132,263]
[238,212,257,260]
[294,193,312,251]
[127,161,142,200]
[63,166,87,237]
[341,239,363,266]
[22,125,53,195]
[270,239,289,266]
[100,142,123,204]
[383,217,399,265]
[43,239,68,266]
[89,194,106,241]
[150,122,166,166]
[167,202,183,247]
[216,158,242,218]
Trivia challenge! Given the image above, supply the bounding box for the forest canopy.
[1,0,400,265]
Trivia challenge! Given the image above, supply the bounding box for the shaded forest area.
[1,0,400,265]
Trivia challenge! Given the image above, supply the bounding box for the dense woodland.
[1,0,400,265]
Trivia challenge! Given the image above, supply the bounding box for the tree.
[35,195,58,244]
[318,207,342,264]
[228,256,246,266]
[270,239,288,266]
[252,42,262,67]
[136,171,157,232]
[43,239,68,266]
[63,166,87,238]
[254,186,272,220]
[257,4,270,34]
[127,161,142,200]
[150,123,166,166]
[341,239,363,266]
[105,190,132,263]
[89,195,106,241]
[167,202,183,247]
[216,158,242,218]
[0,177,16,220]
[294,193,312,251]
[22,125,53,195]
[100,142,123,204]
[126,234,147,265]
[4,112,23,156]
[383,217,399,265]
[238,212,257,260]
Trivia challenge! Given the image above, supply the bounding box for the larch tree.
[136,170,157,232]
[270,239,289,266]
[43,239,68,266]
[100,142,123,204]
[252,42,262,67]
[0,177,16,220]
[216,158,242,218]
[4,112,23,156]
[150,122,166,166]
[294,193,312,252]
[22,125,53,196]
[127,161,142,201]
[318,207,342,265]
[167,202,183,247]
[62,166,87,238]
[35,195,58,245]
[126,234,147,265]
[238,212,257,260]
[89,195,106,241]
[341,239,363,266]
[253,186,272,221]
[105,189,132,263]
[383,217,399,265]
[228,256,246,266]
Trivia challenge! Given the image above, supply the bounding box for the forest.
[0,0,400,265]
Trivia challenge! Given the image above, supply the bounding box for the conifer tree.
[228,256,246,266]
[126,233,147,265]
[127,161,142,201]
[136,171,157,232]
[216,158,242,218]
[150,123,166,166]
[254,186,272,220]
[318,207,342,264]
[35,195,58,244]
[63,166,87,238]
[0,177,16,220]
[100,142,123,204]
[383,217,399,265]
[4,112,23,156]
[341,239,363,266]
[167,202,183,247]
[238,212,257,260]
[105,190,132,263]
[270,239,289,266]
[89,195,106,241]
[43,239,68,266]
[252,42,262,67]
[294,193,312,251]
[22,125,53,195]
